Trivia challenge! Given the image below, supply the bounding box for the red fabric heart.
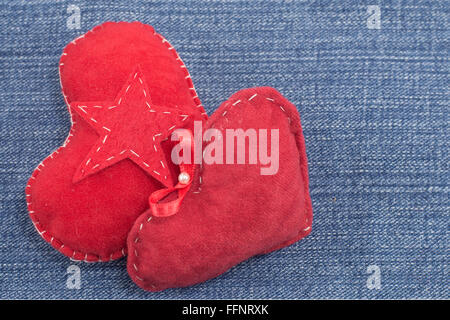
[25,22,206,262]
[126,87,313,291]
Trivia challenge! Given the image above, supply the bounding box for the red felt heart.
[25,22,206,262]
[126,87,313,291]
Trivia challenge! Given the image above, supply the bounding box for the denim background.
[0,0,448,299]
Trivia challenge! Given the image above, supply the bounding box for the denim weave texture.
[0,0,448,299]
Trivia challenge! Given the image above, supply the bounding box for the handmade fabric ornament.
[25,22,206,262]
[127,87,313,291]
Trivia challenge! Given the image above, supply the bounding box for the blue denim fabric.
[0,0,448,299]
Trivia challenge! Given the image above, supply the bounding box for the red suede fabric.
[25,22,206,262]
[127,87,313,291]
[70,66,192,186]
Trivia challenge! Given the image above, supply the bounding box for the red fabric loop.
[148,129,195,217]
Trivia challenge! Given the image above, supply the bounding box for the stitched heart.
[25,22,206,262]
[126,87,313,291]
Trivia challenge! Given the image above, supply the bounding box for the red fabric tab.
[148,129,195,217]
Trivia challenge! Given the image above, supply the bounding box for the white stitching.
[130,150,140,157]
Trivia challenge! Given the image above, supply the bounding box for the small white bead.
[178,172,190,185]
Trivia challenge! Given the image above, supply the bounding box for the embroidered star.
[70,66,191,187]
